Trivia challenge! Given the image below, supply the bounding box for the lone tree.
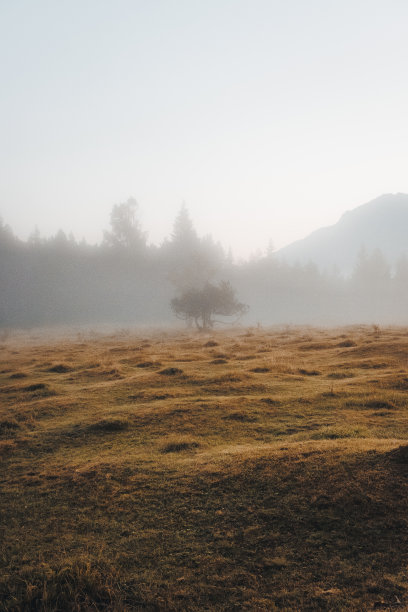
[171,281,248,330]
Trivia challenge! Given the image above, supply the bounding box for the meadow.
[1,325,408,611]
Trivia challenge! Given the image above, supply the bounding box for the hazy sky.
[1,0,408,257]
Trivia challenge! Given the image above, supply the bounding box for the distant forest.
[1,199,407,328]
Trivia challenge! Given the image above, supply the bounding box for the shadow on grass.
[2,446,408,610]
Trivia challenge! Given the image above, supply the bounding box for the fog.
[2,0,408,328]
[2,2,408,258]
[1,199,407,330]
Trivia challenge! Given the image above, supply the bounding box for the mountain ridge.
[277,193,408,275]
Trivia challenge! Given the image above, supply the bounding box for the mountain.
[277,193,408,275]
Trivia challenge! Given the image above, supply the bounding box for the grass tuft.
[158,367,183,376]
[136,361,156,368]
[0,418,21,435]
[298,368,321,376]
[0,561,133,612]
[23,383,48,391]
[311,425,370,439]
[366,399,395,410]
[159,435,200,453]
[336,339,357,347]
[48,363,72,373]
[87,418,130,433]
[223,411,258,422]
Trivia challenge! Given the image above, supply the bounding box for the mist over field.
[2,1,408,331]
[1,193,408,329]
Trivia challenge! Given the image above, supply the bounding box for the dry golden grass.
[2,325,408,610]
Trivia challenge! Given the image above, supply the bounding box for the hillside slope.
[277,193,408,274]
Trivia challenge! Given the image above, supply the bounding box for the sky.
[1,0,408,258]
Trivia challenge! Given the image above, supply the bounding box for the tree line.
[1,199,407,328]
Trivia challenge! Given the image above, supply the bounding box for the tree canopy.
[171,281,248,330]
[103,198,146,250]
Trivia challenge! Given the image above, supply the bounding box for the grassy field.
[1,325,408,611]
